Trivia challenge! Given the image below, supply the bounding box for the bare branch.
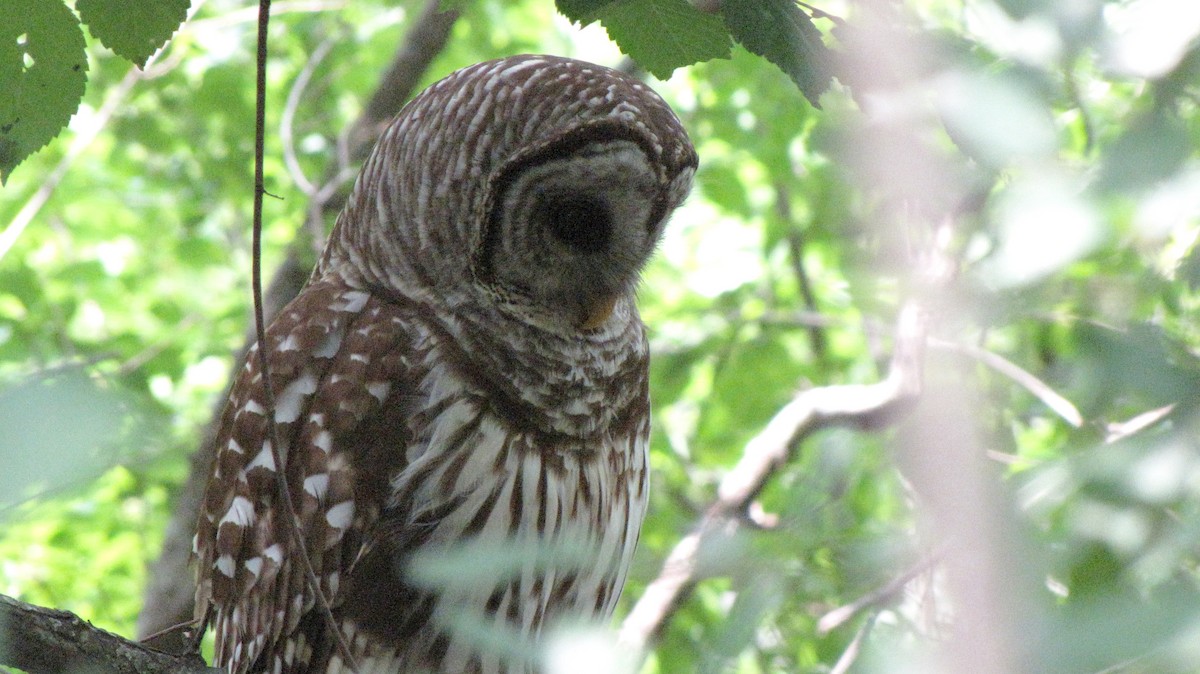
[817,549,942,635]
[775,181,827,361]
[828,613,877,674]
[619,301,929,653]
[1106,404,1174,443]
[0,594,214,674]
[346,0,460,160]
[304,0,460,254]
[930,337,1083,428]
[282,37,337,197]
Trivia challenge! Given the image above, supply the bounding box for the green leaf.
[722,0,832,107]
[1095,111,1190,193]
[76,0,189,68]
[0,0,88,184]
[0,372,125,509]
[596,0,731,79]
[556,0,617,24]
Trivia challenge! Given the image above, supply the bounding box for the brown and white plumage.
[194,54,696,673]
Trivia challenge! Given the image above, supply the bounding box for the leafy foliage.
[555,0,831,104]
[0,0,187,183]
[76,0,190,67]
[722,0,831,107]
[556,0,732,78]
[0,0,87,184]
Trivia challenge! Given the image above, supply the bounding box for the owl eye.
[536,194,613,254]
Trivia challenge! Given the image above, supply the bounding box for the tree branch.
[0,594,214,674]
[930,337,1083,428]
[619,301,929,653]
[816,548,942,635]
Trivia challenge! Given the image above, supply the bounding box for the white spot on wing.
[275,372,318,423]
[314,430,332,454]
[325,501,355,529]
[264,544,283,564]
[313,330,342,359]
[246,441,276,473]
[340,290,369,313]
[244,556,263,577]
[366,381,390,402]
[304,473,329,499]
[216,554,236,577]
[220,495,256,527]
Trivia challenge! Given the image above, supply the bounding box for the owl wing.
[195,277,415,673]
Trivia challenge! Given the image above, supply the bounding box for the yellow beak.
[579,295,619,330]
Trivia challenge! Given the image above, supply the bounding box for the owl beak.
[579,294,619,330]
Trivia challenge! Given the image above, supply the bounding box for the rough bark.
[0,594,214,674]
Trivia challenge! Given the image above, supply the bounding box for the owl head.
[324,54,697,333]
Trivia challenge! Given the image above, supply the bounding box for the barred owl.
[193,54,696,673]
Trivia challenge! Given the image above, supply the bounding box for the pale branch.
[619,301,929,652]
[828,613,877,674]
[282,36,337,197]
[136,0,461,643]
[816,548,942,635]
[1105,404,1174,443]
[0,594,214,674]
[930,337,1083,428]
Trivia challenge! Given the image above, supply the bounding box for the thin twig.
[281,37,336,197]
[775,181,827,362]
[828,612,877,674]
[249,1,358,670]
[929,337,1083,428]
[1105,404,1174,443]
[817,549,942,635]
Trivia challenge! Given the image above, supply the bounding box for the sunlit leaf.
[76,0,189,68]
[0,0,87,184]
[722,0,832,107]
[1096,111,1190,193]
[596,0,731,79]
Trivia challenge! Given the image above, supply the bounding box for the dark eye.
[536,194,612,254]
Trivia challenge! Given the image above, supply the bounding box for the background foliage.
[3,0,1200,672]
